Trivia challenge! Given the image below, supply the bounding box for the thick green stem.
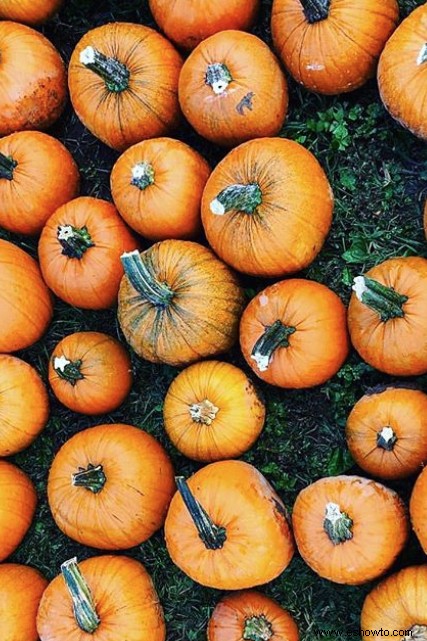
[243,615,274,641]
[131,162,155,190]
[121,250,174,308]
[57,225,94,259]
[0,151,17,180]
[80,46,130,93]
[324,502,353,545]
[405,626,427,640]
[61,558,100,634]
[205,62,233,94]
[53,355,84,386]
[376,426,397,451]
[175,476,226,550]
[251,320,296,373]
[417,44,427,65]
[72,464,106,494]
[300,0,330,23]
[189,399,219,425]
[210,183,263,216]
[352,276,408,322]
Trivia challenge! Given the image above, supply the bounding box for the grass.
[3,0,427,639]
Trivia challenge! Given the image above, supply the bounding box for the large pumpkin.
[0,460,37,561]
[201,137,333,277]
[118,241,245,366]
[271,0,399,95]
[68,23,182,151]
[178,30,288,147]
[0,0,63,24]
[410,467,427,555]
[0,563,48,641]
[164,460,295,590]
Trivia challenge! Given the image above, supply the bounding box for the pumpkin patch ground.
[2,1,427,640]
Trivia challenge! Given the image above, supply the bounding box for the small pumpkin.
[38,196,136,310]
[410,467,427,555]
[110,137,210,241]
[178,30,288,147]
[163,360,265,461]
[0,563,48,641]
[0,460,37,561]
[0,0,63,24]
[47,423,175,549]
[292,475,409,585]
[48,331,132,415]
[164,460,295,590]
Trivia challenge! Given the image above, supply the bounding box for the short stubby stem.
[131,162,155,190]
[405,625,427,640]
[251,320,296,373]
[376,426,397,451]
[189,399,219,425]
[352,275,408,322]
[324,502,353,545]
[53,355,84,386]
[243,615,274,641]
[417,44,427,65]
[80,46,130,93]
[61,557,100,634]
[205,62,233,95]
[300,0,330,23]
[72,464,106,494]
[0,151,17,180]
[121,250,174,308]
[210,183,262,216]
[57,225,95,259]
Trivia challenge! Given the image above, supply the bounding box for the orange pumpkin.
[0,239,53,353]
[0,460,37,561]
[201,137,333,277]
[164,460,295,590]
[0,131,79,235]
[0,563,48,641]
[163,360,265,461]
[38,196,136,310]
[118,241,245,366]
[47,423,175,549]
[110,137,210,241]
[410,467,427,554]
[178,31,288,147]
[37,556,165,641]
[348,256,427,376]
[271,0,399,95]
[68,23,182,151]
[48,331,132,415]
[0,0,63,24]
[292,475,409,585]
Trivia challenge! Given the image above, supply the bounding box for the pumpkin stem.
[57,225,95,259]
[131,162,155,190]
[80,46,130,93]
[243,615,274,641]
[352,276,408,322]
[299,0,330,23]
[376,426,397,451]
[406,625,427,640]
[205,62,233,95]
[189,399,219,425]
[53,355,84,386]
[417,44,427,65]
[175,476,227,550]
[0,151,17,180]
[61,557,100,634]
[323,502,353,545]
[251,320,296,373]
[121,250,174,308]
[72,464,106,494]
[210,183,263,216]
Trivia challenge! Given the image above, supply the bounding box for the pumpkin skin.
[1,563,48,641]
[0,460,37,561]
[38,196,137,310]
[178,30,288,147]
[292,475,409,585]
[410,467,427,555]
[163,360,265,461]
[48,331,132,415]
[0,355,49,457]
[68,23,182,151]
[0,131,80,235]
[271,0,399,95]
[240,279,349,388]
[201,137,333,277]
[110,137,211,241]
[0,0,63,24]
[164,460,295,590]
[47,423,175,549]
[0,239,53,353]
[118,241,245,367]
[347,256,427,376]
[0,21,67,136]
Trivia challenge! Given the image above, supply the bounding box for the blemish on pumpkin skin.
[236,92,254,115]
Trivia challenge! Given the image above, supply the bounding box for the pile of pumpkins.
[1,0,427,639]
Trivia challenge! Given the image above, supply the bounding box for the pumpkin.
[38,196,136,310]
[0,354,49,457]
[0,460,37,561]
[48,331,132,415]
[0,563,48,641]
[0,239,53,352]
[0,21,67,136]
[68,23,182,151]
[346,385,427,480]
[110,137,210,241]
[118,241,245,366]
[0,0,63,24]
[163,360,265,461]
[208,590,299,641]
[410,467,427,555]
[37,555,165,641]
[178,31,288,147]
[239,279,349,388]
[47,423,175,549]
[164,460,295,590]
[271,0,399,95]
[201,137,333,277]
[361,565,427,640]
[292,475,409,585]
[0,131,79,235]
[148,0,260,51]
[348,256,427,376]
[378,4,427,141]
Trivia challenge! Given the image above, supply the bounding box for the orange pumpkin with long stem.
[0,0,63,24]
[0,460,37,561]
[410,467,427,555]
[0,564,48,641]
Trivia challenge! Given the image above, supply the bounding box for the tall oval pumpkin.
[0,460,37,561]
[0,563,48,641]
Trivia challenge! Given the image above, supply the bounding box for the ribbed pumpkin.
[38,196,136,310]
[163,360,265,461]
[68,23,182,151]
[0,563,48,641]
[110,137,210,241]
[271,0,399,95]
[292,475,409,585]
[410,467,427,555]
[0,131,79,235]
[201,137,333,277]
[0,0,63,24]
[118,242,245,366]
[164,460,295,590]
[0,460,37,561]
[37,556,165,641]
[178,31,288,147]
[47,423,175,549]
